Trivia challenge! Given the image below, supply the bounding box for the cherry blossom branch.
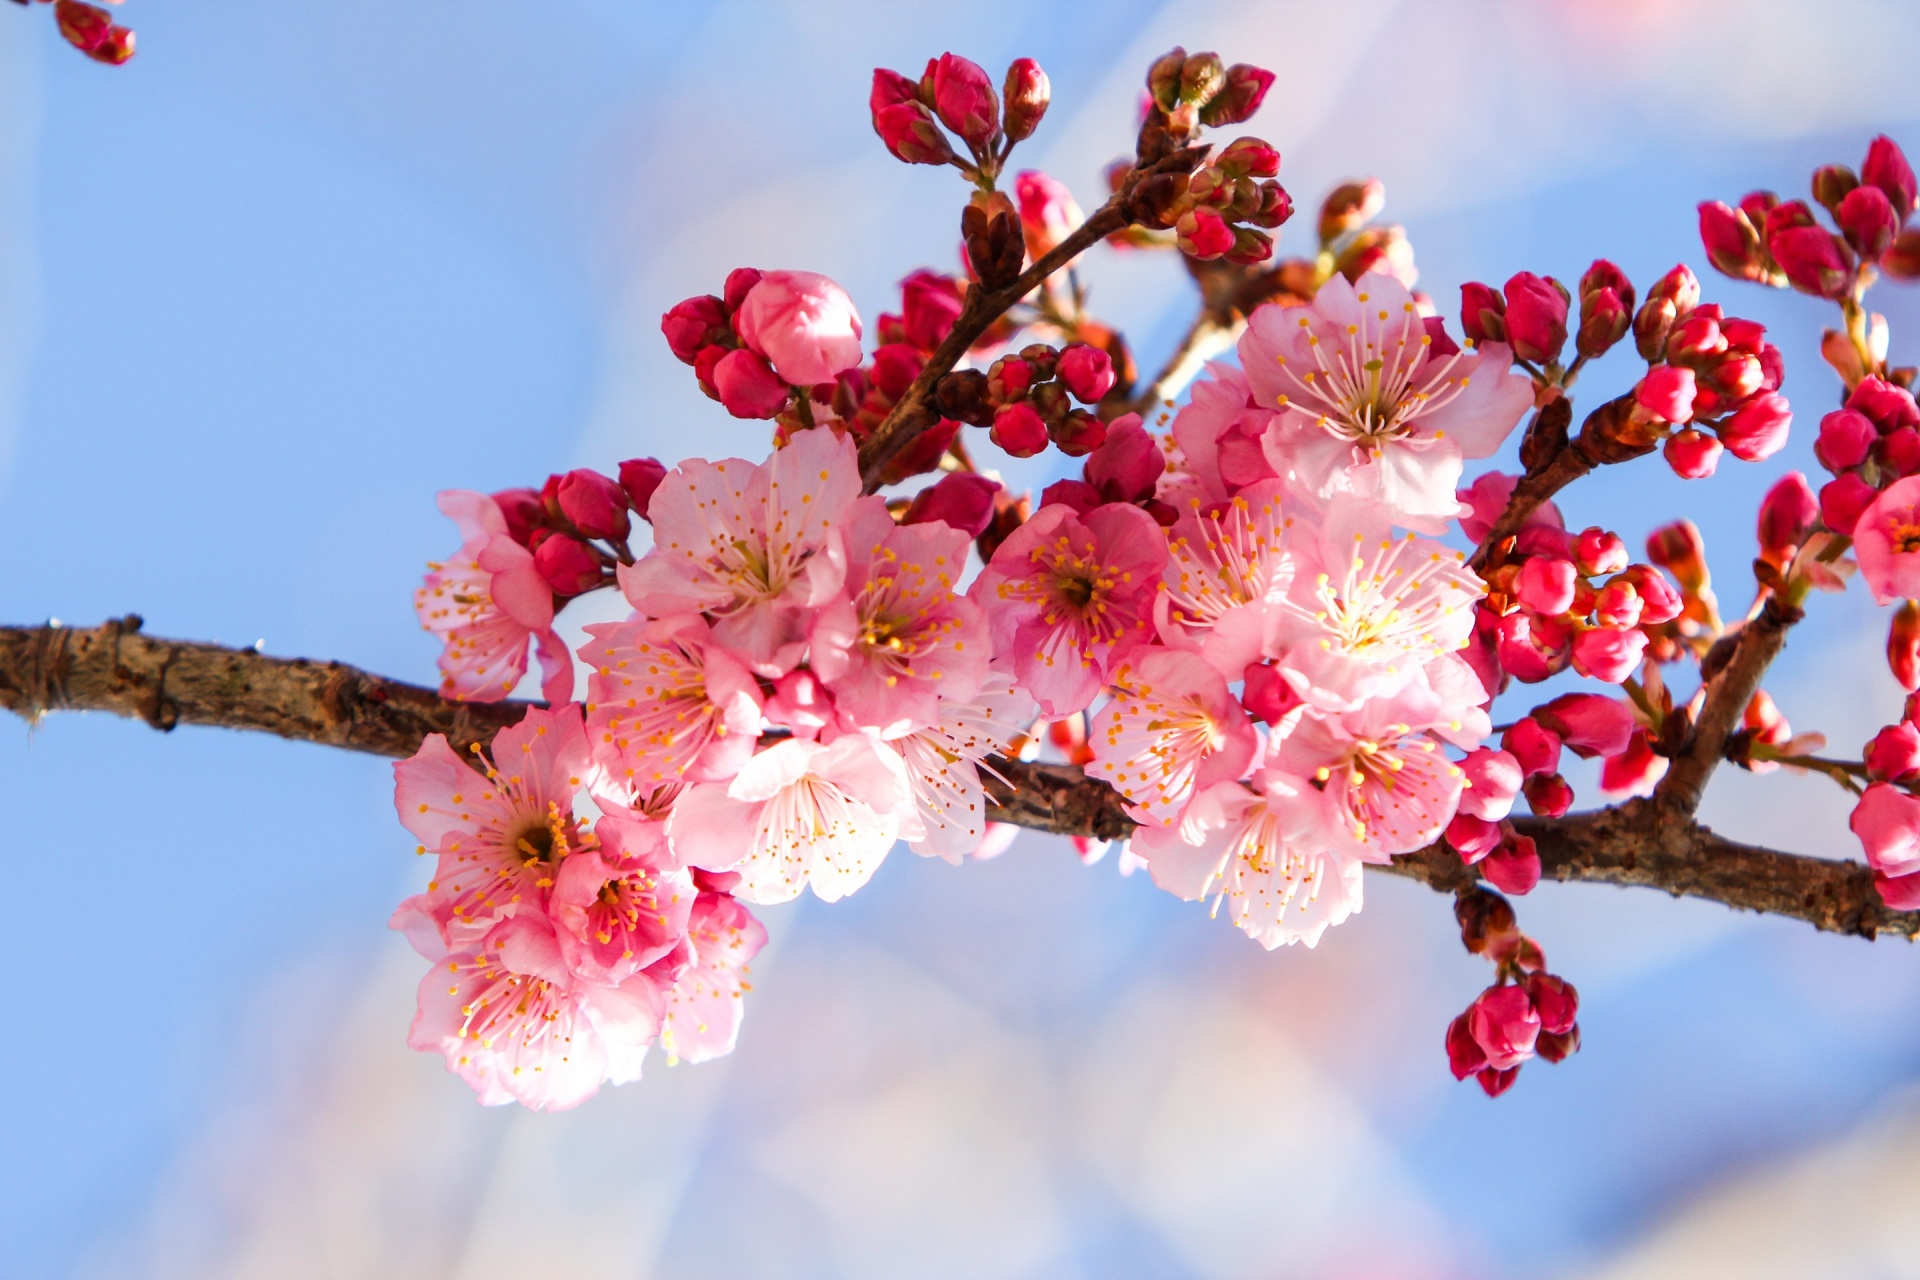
[1122,258,1294,419]
[1654,596,1802,816]
[5,618,1912,939]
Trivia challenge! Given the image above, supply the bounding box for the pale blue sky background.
[3,3,1920,1278]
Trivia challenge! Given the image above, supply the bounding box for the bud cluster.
[1632,268,1790,476]
[1848,697,1920,910]
[21,0,134,64]
[944,340,1115,458]
[870,54,1051,186]
[1139,47,1274,158]
[1812,375,1920,535]
[490,461,663,600]
[1445,887,1581,1097]
[661,268,867,426]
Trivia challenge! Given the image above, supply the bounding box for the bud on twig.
[1002,58,1050,143]
[1317,178,1385,245]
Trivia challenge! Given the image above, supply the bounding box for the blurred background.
[3,2,1919,1277]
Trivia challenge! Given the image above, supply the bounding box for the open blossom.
[619,427,859,673]
[1242,273,1532,530]
[970,501,1169,715]
[896,673,1036,863]
[658,883,769,1065]
[1851,475,1920,605]
[667,734,911,904]
[1132,770,1364,949]
[1087,648,1258,825]
[394,704,591,946]
[1275,500,1481,709]
[1156,478,1295,677]
[550,812,695,986]
[808,496,989,735]
[415,490,573,703]
[1280,692,1469,857]
[400,913,663,1112]
[579,615,764,796]
[1159,365,1279,510]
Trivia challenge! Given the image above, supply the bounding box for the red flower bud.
[1446,1013,1488,1081]
[1576,286,1630,359]
[491,488,545,547]
[661,295,729,365]
[1820,472,1879,536]
[1517,555,1577,616]
[1467,985,1541,1071]
[1058,343,1116,404]
[1717,391,1793,462]
[1524,973,1580,1036]
[990,401,1049,457]
[1571,626,1647,683]
[53,0,112,51]
[533,535,601,597]
[1867,720,1920,780]
[1647,520,1709,593]
[1849,375,1920,432]
[1503,717,1563,777]
[873,100,955,166]
[1838,184,1899,260]
[1484,833,1544,894]
[1698,200,1773,283]
[1002,58,1050,143]
[1460,281,1507,345]
[1522,774,1573,820]
[617,458,666,520]
[712,349,790,419]
[1891,600,1920,693]
[1175,207,1236,260]
[1241,661,1303,727]
[1767,226,1856,299]
[1049,409,1107,457]
[1572,528,1627,576]
[1863,134,1917,222]
[1447,812,1504,862]
[1637,366,1697,423]
[722,267,763,313]
[556,469,631,542]
[931,53,999,149]
[1756,472,1819,571]
[1199,63,1274,127]
[900,271,966,352]
[903,471,999,537]
[1503,272,1570,365]
[1663,428,1722,480]
[1318,178,1385,244]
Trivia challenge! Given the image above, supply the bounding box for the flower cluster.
[1444,886,1582,1095]
[19,0,134,64]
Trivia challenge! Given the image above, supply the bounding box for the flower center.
[1891,517,1920,555]
[1271,296,1469,450]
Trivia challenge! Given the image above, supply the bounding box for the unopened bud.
[1886,227,1920,281]
[1812,164,1860,216]
[1572,528,1628,576]
[1460,281,1506,345]
[533,535,602,597]
[1146,47,1188,113]
[990,401,1049,457]
[1768,226,1857,300]
[1647,520,1710,594]
[1454,884,1517,956]
[1058,343,1116,403]
[1663,428,1722,479]
[1718,391,1793,462]
[1576,287,1630,359]
[1892,600,1920,692]
[1863,135,1918,222]
[53,0,112,52]
[1317,178,1385,244]
[1215,136,1282,180]
[1225,225,1275,265]
[1049,409,1107,457]
[903,471,999,537]
[1002,58,1050,142]
[712,349,790,419]
[1820,472,1879,536]
[1483,833,1544,894]
[1503,273,1569,365]
[556,469,631,542]
[617,458,667,520]
[1202,62,1276,127]
[872,99,955,166]
[661,295,729,365]
[1698,201,1775,284]
[1838,185,1900,260]
[1241,661,1303,726]
[931,53,999,150]
[1178,51,1227,109]
[1756,472,1819,570]
[1176,207,1236,260]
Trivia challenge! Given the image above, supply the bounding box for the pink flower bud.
[931,53,999,149]
[1058,343,1116,403]
[1522,773,1574,820]
[1458,747,1523,821]
[1468,985,1541,1071]
[1838,184,1900,259]
[1571,626,1647,683]
[1496,611,1571,683]
[1002,58,1050,143]
[734,270,864,387]
[1083,413,1164,502]
[1576,286,1630,359]
[1617,565,1679,625]
[1698,200,1771,282]
[1849,376,1920,432]
[556,469,631,542]
[712,349,790,419]
[1039,478,1101,515]
[54,0,113,52]
[1503,717,1563,777]
[900,270,965,352]
[1484,834,1544,895]
[720,267,764,312]
[1821,472,1879,536]
[1863,135,1917,222]
[1816,409,1877,472]
[1460,281,1507,345]
[870,342,925,401]
[1666,311,1726,361]
[1447,813,1505,863]
[660,294,729,364]
[1593,579,1643,629]
[1562,529,1621,578]
[1176,207,1236,260]
[1891,600,1920,693]
[1215,136,1282,180]
[765,669,835,740]
[1767,225,1856,299]
[533,534,600,597]
[1517,555,1577,616]
[873,100,955,166]
[1756,472,1819,571]
[616,459,667,521]
[1050,410,1107,457]
[991,401,1050,457]
[870,67,921,112]
[1663,429,1722,480]
[1241,661,1303,727]
[1199,63,1275,126]
[1502,272,1570,365]
[1601,729,1668,798]
[1636,365,1697,423]
[1525,973,1579,1036]
[692,344,728,399]
[1867,721,1920,782]
[1883,427,1920,478]
[1534,692,1638,757]
[1717,391,1792,462]
[1015,170,1083,259]
[1446,1013,1488,1080]
[903,471,999,537]
[1851,782,1920,878]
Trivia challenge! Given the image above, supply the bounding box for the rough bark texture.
[4,618,1912,940]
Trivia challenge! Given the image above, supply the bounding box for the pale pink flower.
[1850,475,1920,605]
[1087,648,1258,825]
[1243,274,1533,530]
[579,615,764,796]
[1851,782,1920,879]
[400,912,662,1111]
[1280,693,1467,857]
[1156,478,1296,678]
[969,501,1168,715]
[667,734,911,904]
[1274,500,1481,709]
[619,427,859,673]
[734,269,865,387]
[658,886,769,1065]
[550,812,696,986]
[897,673,1036,863]
[414,490,572,703]
[394,704,592,946]
[1159,364,1278,510]
[1132,770,1364,949]
[809,496,989,736]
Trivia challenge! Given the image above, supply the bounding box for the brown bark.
[3,618,1911,940]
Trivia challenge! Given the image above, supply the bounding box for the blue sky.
[4,4,1920,1278]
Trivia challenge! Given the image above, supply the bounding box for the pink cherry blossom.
[399,912,662,1111]
[969,501,1168,716]
[550,812,696,986]
[733,270,864,387]
[1160,364,1277,509]
[1242,273,1533,531]
[896,673,1036,863]
[658,887,768,1065]
[1457,747,1522,821]
[415,490,572,703]
[579,615,764,798]
[808,496,989,735]
[1087,648,1258,825]
[1156,478,1295,677]
[1851,475,1920,605]
[1280,692,1468,857]
[667,734,911,904]
[1851,781,1920,879]
[1132,770,1364,949]
[394,704,592,946]
[1274,501,1481,709]
[619,427,859,672]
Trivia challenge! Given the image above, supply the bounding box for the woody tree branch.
[4,618,1912,940]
